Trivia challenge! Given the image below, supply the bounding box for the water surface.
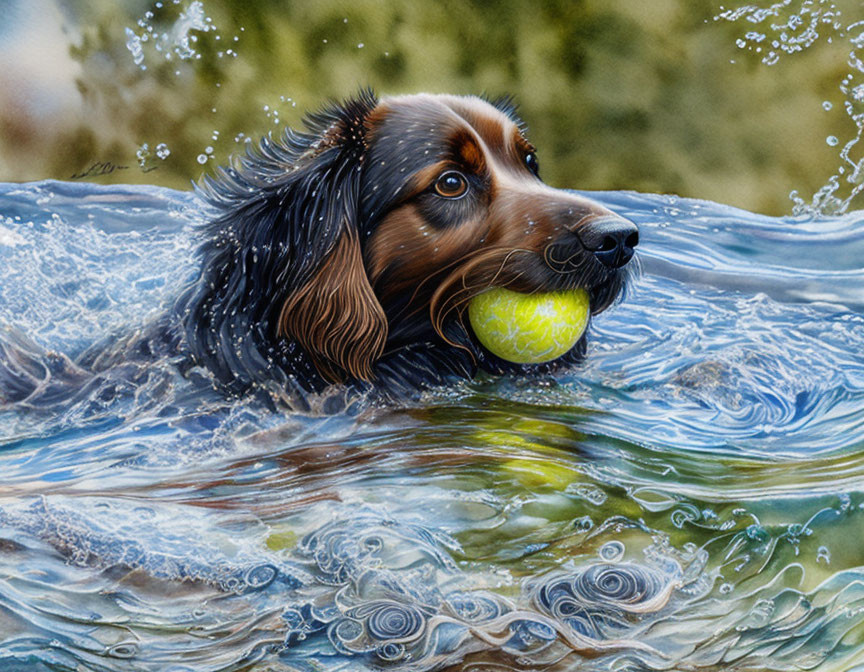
[1,180,863,671]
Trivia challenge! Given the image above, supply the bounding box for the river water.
[0,179,863,671]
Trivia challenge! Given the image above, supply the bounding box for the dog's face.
[358,94,638,364]
[191,91,638,394]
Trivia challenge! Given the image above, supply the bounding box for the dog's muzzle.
[576,216,639,269]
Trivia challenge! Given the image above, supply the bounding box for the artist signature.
[69,161,158,179]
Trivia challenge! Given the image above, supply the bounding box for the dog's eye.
[434,171,468,199]
[525,152,539,176]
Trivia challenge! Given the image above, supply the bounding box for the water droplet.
[827,135,839,146]
[197,154,208,164]
[124,27,145,66]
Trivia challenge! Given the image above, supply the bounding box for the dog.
[177,89,638,402]
[0,90,638,410]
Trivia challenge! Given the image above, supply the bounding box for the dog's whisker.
[543,244,582,270]
[387,246,521,325]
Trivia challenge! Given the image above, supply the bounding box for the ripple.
[0,182,863,672]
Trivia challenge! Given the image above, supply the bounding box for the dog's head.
[188,90,638,394]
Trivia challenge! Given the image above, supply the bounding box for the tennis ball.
[468,287,590,364]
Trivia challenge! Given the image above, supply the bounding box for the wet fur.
[0,90,635,409]
[177,89,634,401]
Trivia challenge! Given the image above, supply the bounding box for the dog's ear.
[185,89,388,391]
[275,93,388,383]
[279,224,387,383]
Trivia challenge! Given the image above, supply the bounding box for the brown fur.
[279,227,388,382]
[181,91,635,398]
[366,96,623,354]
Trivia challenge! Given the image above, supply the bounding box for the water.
[717,0,864,215]
[1,180,864,671]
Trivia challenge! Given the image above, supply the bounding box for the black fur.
[0,90,634,411]
[177,90,381,399]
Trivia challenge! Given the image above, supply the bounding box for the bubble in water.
[155,143,170,160]
[572,516,593,533]
[197,154,208,164]
[817,545,831,564]
[205,146,214,155]
[853,84,864,102]
[823,100,833,111]
[827,135,839,146]
[565,483,607,505]
[598,540,625,562]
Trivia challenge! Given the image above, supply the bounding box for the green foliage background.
[2,0,859,215]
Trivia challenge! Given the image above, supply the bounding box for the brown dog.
[180,90,638,401]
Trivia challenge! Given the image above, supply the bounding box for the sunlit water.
[1,180,864,671]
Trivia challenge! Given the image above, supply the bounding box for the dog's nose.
[576,216,639,269]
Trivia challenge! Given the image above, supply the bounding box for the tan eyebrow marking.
[451,130,487,175]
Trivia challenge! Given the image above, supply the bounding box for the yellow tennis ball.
[468,287,590,364]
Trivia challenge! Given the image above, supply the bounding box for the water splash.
[124,1,217,69]
[719,0,842,66]
[123,2,236,164]
[716,1,864,215]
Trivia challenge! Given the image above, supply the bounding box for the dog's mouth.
[540,241,636,316]
[428,246,636,366]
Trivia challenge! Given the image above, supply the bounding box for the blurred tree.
[0,0,857,215]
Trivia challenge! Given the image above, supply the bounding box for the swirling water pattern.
[0,180,863,670]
